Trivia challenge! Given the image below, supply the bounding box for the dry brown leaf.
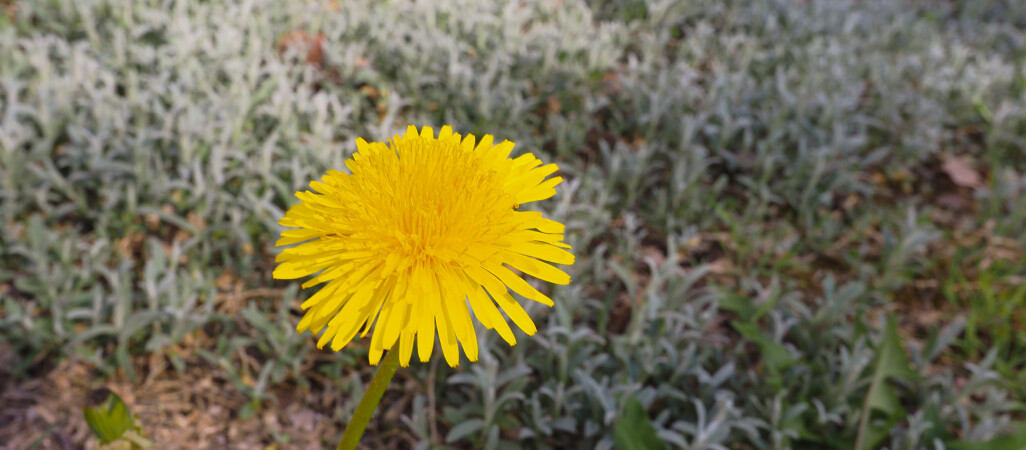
[708,259,734,275]
[275,31,325,68]
[942,156,982,188]
[640,245,666,267]
[546,95,561,114]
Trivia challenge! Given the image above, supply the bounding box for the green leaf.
[919,402,954,444]
[83,388,138,444]
[732,321,796,371]
[238,400,260,420]
[718,292,756,322]
[855,315,920,450]
[614,396,666,450]
[446,418,486,443]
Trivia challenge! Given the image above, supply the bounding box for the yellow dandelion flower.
[274,125,574,367]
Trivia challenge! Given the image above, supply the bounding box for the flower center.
[349,134,516,270]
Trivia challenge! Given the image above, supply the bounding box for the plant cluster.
[2,0,1025,448]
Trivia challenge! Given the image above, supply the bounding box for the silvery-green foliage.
[2,0,1025,448]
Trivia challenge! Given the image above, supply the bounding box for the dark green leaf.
[614,397,666,450]
[855,315,920,450]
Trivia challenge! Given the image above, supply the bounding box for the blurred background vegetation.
[2,0,1026,448]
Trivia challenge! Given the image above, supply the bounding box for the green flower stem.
[337,349,401,450]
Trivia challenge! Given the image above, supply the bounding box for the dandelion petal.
[274,126,572,366]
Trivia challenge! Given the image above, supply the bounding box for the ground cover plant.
[1,0,1026,448]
